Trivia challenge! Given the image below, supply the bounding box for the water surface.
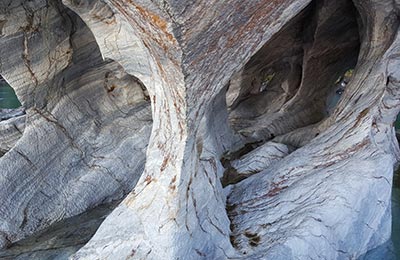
[0,81,21,109]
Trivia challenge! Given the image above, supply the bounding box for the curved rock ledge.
[0,0,399,259]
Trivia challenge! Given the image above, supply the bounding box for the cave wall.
[0,0,151,247]
[0,0,399,259]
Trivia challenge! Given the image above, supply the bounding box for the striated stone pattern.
[0,0,151,249]
[0,0,400,259]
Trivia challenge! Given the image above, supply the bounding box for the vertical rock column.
[64,1,191,258]
[65,0,313,259]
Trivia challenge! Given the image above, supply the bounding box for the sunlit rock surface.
[0,0,400,259]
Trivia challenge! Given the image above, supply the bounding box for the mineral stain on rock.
[0,0,400,259]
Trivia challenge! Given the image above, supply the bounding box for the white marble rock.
[0,0,399,259]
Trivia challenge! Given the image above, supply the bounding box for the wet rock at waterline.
[0,0,151,249]
[0,201,119,260]
[0,0,400,259]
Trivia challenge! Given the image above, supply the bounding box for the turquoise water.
[396,114,400,130]
[361,171,400,260]
[0,81,21,109]
[393,173,400,258]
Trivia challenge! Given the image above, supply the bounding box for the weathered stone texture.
[0,0,399,259]
[0,0,151,248]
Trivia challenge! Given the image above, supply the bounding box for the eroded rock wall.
[0,0,151,247]
[0,0,399,259]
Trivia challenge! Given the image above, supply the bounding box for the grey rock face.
[0,0,151,249]
[0,201,119,260]
[0,0,399,259]
[0,108,25,156]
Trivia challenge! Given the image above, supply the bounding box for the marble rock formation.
[0,0,400,259]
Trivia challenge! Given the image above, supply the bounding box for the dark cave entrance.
[221,0,361,188]
[226,0,361,149]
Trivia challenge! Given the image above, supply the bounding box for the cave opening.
[326,68,354,116]
[227,0,361,145]
[221,0,361,188]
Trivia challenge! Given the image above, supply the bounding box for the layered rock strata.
[0,0,399,259]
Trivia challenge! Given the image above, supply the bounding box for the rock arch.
[0,0,399,259]
[0,0,151,248]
